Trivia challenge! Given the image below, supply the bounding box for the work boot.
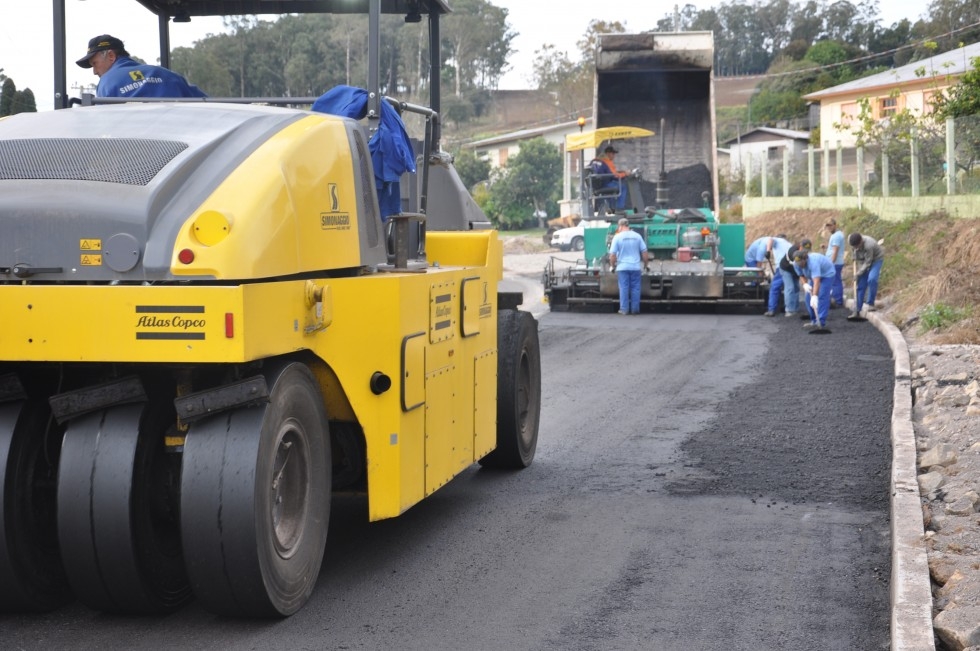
[802,322,817,329]
[783,311,796,318]
[763,310,775,317]
[846,312,862,321]
[865,304,876,312]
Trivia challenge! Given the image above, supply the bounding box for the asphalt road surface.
[0,304,893,651]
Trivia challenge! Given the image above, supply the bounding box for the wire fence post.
[857,145,864,208]
[783,147,790,198]
[808,145,816,198]
[836,140,843,198]
[910,126,920,197]
[946,117,955,195]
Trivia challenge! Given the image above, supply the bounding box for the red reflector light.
[225,313,234,338]
[178,248,195,264]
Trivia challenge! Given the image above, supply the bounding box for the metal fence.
[738,115,980,201]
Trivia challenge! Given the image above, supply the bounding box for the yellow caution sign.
[80,239,102,251]
[80,254,103,266]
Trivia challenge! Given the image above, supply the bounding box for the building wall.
[730,138,809,176]
[817,80,951,148]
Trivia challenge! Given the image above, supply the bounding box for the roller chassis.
[0,0,541,622]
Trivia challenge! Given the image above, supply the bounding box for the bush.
[919,302,971,332]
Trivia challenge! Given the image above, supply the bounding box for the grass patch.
[919,302,972,333]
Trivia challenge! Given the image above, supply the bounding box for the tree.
[933,55,980,120]
[11,87,36,114]
[486,137,562,229]
[0,78,15,117]
[529,44,591,117]
[441,0,514,96]
[453,148,491,191]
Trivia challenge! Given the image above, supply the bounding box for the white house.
[464,117,595,215]
[723,127,811,177]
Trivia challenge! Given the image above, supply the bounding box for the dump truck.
[543,32,766,310]
[0,0,540,619]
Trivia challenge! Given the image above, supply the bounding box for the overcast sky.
[2,0,933,111]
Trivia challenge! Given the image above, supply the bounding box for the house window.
[880,97,898,117]
[840,102,858,127]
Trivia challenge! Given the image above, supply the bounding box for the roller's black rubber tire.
[571,236,585,252]
[57,402,190,614]
[0,400,71,612]
[180,361,330,617]
[480,310,541,469]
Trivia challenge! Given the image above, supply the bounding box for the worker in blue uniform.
[609,218,649,315]
[792,248,835,334]
[745,235,793,316]
[76,35,207,99]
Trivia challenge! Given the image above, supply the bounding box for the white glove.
[802,282,813,294]
[809,295,819,311]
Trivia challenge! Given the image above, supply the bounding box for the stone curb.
[861,308,936,650]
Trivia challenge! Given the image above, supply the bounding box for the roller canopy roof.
[131,0,452,16]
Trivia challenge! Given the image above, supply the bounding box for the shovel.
[847,260,867,322]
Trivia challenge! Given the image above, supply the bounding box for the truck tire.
[181,361,330,617]
[0,400,71,612]
[480,310,541,469]
[571,236,584,252]
[57,400,190,614]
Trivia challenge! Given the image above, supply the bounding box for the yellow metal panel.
[427,230,497,272]
[473,349,497,460]
[429,281,455,344]
[239,281,330,360]
[424,364,456,495]
[0,285,246,362]
[0,281,340,363]
[312,273,429,521]
[171,115,365,279]
[460,276,483,337]
[401,331,426,411]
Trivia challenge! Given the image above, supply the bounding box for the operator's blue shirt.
[609,229,647,271]
[96,57,207,98]
[793,251,836,280]
[826,230,846,264]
